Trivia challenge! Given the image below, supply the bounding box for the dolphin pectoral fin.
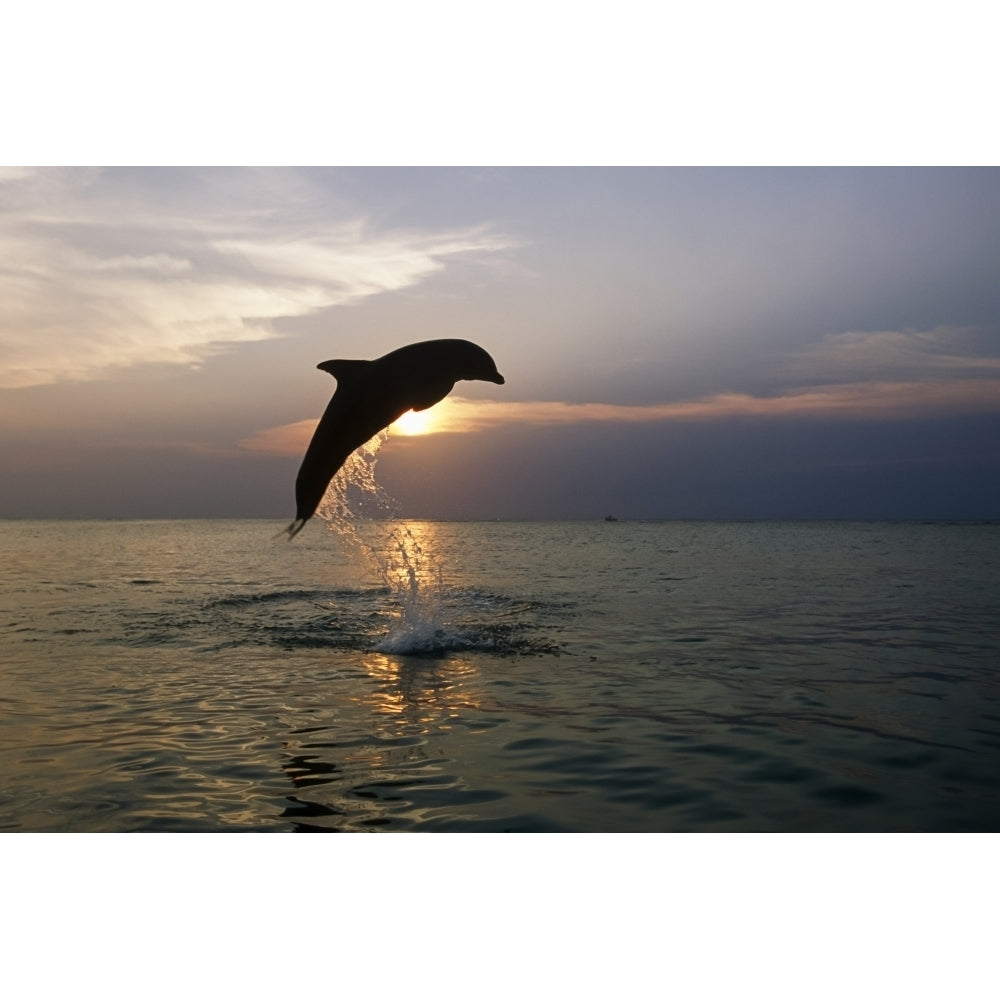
[410,378,456,411]
[317,359,372,383]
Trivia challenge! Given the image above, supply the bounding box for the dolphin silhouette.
[284,338,504,538]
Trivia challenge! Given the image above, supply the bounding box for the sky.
[1,165,999,521]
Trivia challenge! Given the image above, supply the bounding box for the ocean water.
[2,518,999,832]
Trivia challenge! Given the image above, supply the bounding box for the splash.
[373,525,450,654]
[313,431,451,654]
[315,431,396,526]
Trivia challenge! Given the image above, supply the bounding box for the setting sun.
[386,397,492,437]
[391,407,438,436]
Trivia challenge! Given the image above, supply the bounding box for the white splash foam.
[312,444,455,654]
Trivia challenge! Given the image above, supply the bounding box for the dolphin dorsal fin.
[317,359,371,384]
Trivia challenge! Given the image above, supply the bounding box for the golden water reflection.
[359,653,485,735]
[282,518,495,821]
[359,522,489,733]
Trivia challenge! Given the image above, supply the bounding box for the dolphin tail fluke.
[279,518,308,541]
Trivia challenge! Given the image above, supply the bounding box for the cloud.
[785,326,1000,381]
[0,168,516,389]
[0,166,42,184]
[435,382,1000,429]
[237,320,1000,459]
[239,419,318,455]
[240,376,1000,456]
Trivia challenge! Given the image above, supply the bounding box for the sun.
[391,407,438,436]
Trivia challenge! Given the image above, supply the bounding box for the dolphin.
[284,338,504,538]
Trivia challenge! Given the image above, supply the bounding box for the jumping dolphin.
[284,338,505,538]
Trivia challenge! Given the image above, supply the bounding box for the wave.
[110,584,567,657]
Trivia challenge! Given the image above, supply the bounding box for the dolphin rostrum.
[284,338,505,538]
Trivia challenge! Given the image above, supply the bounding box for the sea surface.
[2,518,999,832]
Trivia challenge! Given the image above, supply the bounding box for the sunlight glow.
[391,407,440,436]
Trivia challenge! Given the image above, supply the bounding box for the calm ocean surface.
[2,518,999,832]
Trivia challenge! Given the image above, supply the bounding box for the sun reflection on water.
[360,653,483,733]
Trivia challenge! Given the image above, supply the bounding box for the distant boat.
[604,515,618,522]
